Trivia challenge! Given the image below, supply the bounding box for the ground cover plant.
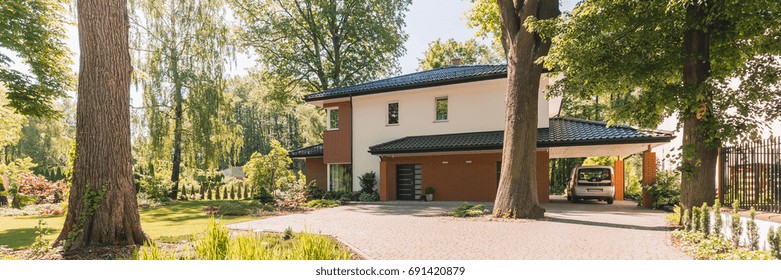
[448,203,486,217]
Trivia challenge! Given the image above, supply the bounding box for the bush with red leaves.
[16,173,67,204]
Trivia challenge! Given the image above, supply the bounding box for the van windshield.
[578,168,611,182]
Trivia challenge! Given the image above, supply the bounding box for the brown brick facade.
[641,149,657,208]
[323,101,351,164]
[614,158,625,200]
[379,151,551,202]
[304,157,328,191]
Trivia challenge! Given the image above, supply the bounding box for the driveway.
[228,196,688,260]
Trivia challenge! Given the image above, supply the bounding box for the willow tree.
[0,0,74,118]
[490,0,560,219]
[418,38,504,71]
[231,0,410,93]
[543,0,781,210]
[56,0,147,251]
[132,0,241,199]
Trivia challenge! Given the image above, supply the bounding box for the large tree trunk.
[169,83,183,200]
[493,0,560,219]
[56,0,147,251]
[679,1,717,210]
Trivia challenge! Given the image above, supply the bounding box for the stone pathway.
[228,196,689,260]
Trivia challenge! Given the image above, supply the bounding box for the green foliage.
[712,199,723,237]
[30,219,51,256]
[582,156,615,167]
[644,170,681,209]
[666,205,681,225]
[194,217,230,260]
[731,200,743,248]
[425,187,435,195]
[306,183,325,201]
[358,192,379,202]
[747,208,759,251]
[252,186,274,204]
[700,203,710,236]
[0,0,74,117]
[62,186,107,251]
[322,190,357,202]
[768,226,781,259]
[465,0,502,47]
[304,199,341,209]
[358,171,377,195]
[691,206,701,233]
[682,208,691,231]
[139,218,351,260]
[283,226,294,241]
[448,203,486,218]
[218,201,273,216]
[232,0,410,93]
[244,140,293,195]
[418,38,503,70]
[672,230,776,260]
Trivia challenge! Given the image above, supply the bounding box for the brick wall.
[379,151,551,202]
[305,157,328,191]
[323,101,351,164]
[614,158,624,200]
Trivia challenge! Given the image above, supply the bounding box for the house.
[289,64,675,202]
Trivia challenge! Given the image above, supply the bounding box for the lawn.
[0,200,261,249]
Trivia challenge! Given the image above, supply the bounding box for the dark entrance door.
[396,164,421,200]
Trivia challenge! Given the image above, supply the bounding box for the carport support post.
[379,158,390,201]
[614,157,624,200]
[641,147,657,208]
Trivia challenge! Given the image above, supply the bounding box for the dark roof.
[368,117,675,155]
[289,144,323,158]
[304,65,508,102]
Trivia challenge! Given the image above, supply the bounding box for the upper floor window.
[387,102,399,125]
[435,97,448,121]
[327,107,339,130]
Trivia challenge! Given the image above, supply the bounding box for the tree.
[131,0,242,199]
[55,0,147,251]
[231,0,410,93]
[492,0,560,219]
[243,140,294,193]
[418,38,504,70]
[0,0,74,118]
[542,0,781,210]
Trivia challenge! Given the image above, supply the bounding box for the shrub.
[747,207,759,251]
[358,192,379,202]
[306,182,325,200]
[305,199,341,208]
[253,186,275,204]
[323,190,356,202]
[244,140,294,194]
[700,203,710,236]
[30,219,51,256]
[358,171,377,194]
[672,230,776,260]
[448,203,486,217]
[768,226,781,259]
[219,201,274,216]
[194,218,230,260]
[223,186,228,200]
[16,173,67,204]
[691,206,701,233]
[137,240,177,260]
[425,187,435,195]
[644,170,680,209]
[682,208,691,231]
[712,200,723,237]
[283,226,295,240]
[731,200,743,248]
[215,185,222,200]
[666,205,681,225]
[276,174,309,210]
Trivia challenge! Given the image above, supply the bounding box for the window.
[328,164,352,192]
[387,102,399,125]
[435,97,448,121]
[327,107,339,130]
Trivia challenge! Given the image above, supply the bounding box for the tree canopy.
[418,38,503,70]
[0,0,74,118]
[231,0,411,93]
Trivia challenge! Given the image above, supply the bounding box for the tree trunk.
[680,1,717,210]
[170,87,183,200]
[56,0,147,251]
[493,0,560,219]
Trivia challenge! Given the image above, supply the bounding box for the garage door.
[396,164,421,200]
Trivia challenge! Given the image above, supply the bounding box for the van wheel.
[566,196,572,201]
[606,198,614,204]
[572,196,579,203]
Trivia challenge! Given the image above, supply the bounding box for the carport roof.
[368,117,675,156]
[289,143,323,158]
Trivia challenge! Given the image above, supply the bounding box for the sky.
[2,0,779,156]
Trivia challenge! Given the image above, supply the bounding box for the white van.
[566,166,615,204]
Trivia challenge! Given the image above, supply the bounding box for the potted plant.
[425,187,435,201]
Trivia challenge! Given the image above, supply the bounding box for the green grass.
[0,200,261,249]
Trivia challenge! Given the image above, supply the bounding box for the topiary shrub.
[683,208,691,231]
[252,186,275,204]
[747,207,759,251]
[691,206,702,233]
[768,226,781,259]
[700,203,710,236]
[358,171,377,194]
[712,199,723,237]
[731,200,743,248]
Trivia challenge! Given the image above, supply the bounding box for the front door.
[396,164,421,200]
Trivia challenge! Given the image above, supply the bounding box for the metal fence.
[719,137,781,213]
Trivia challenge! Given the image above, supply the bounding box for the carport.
[369,117,675,204]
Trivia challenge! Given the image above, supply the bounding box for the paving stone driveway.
[228,196,688,260]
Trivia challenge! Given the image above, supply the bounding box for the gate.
[720,137,781,212]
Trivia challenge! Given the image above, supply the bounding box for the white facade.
[349,74,559,189]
